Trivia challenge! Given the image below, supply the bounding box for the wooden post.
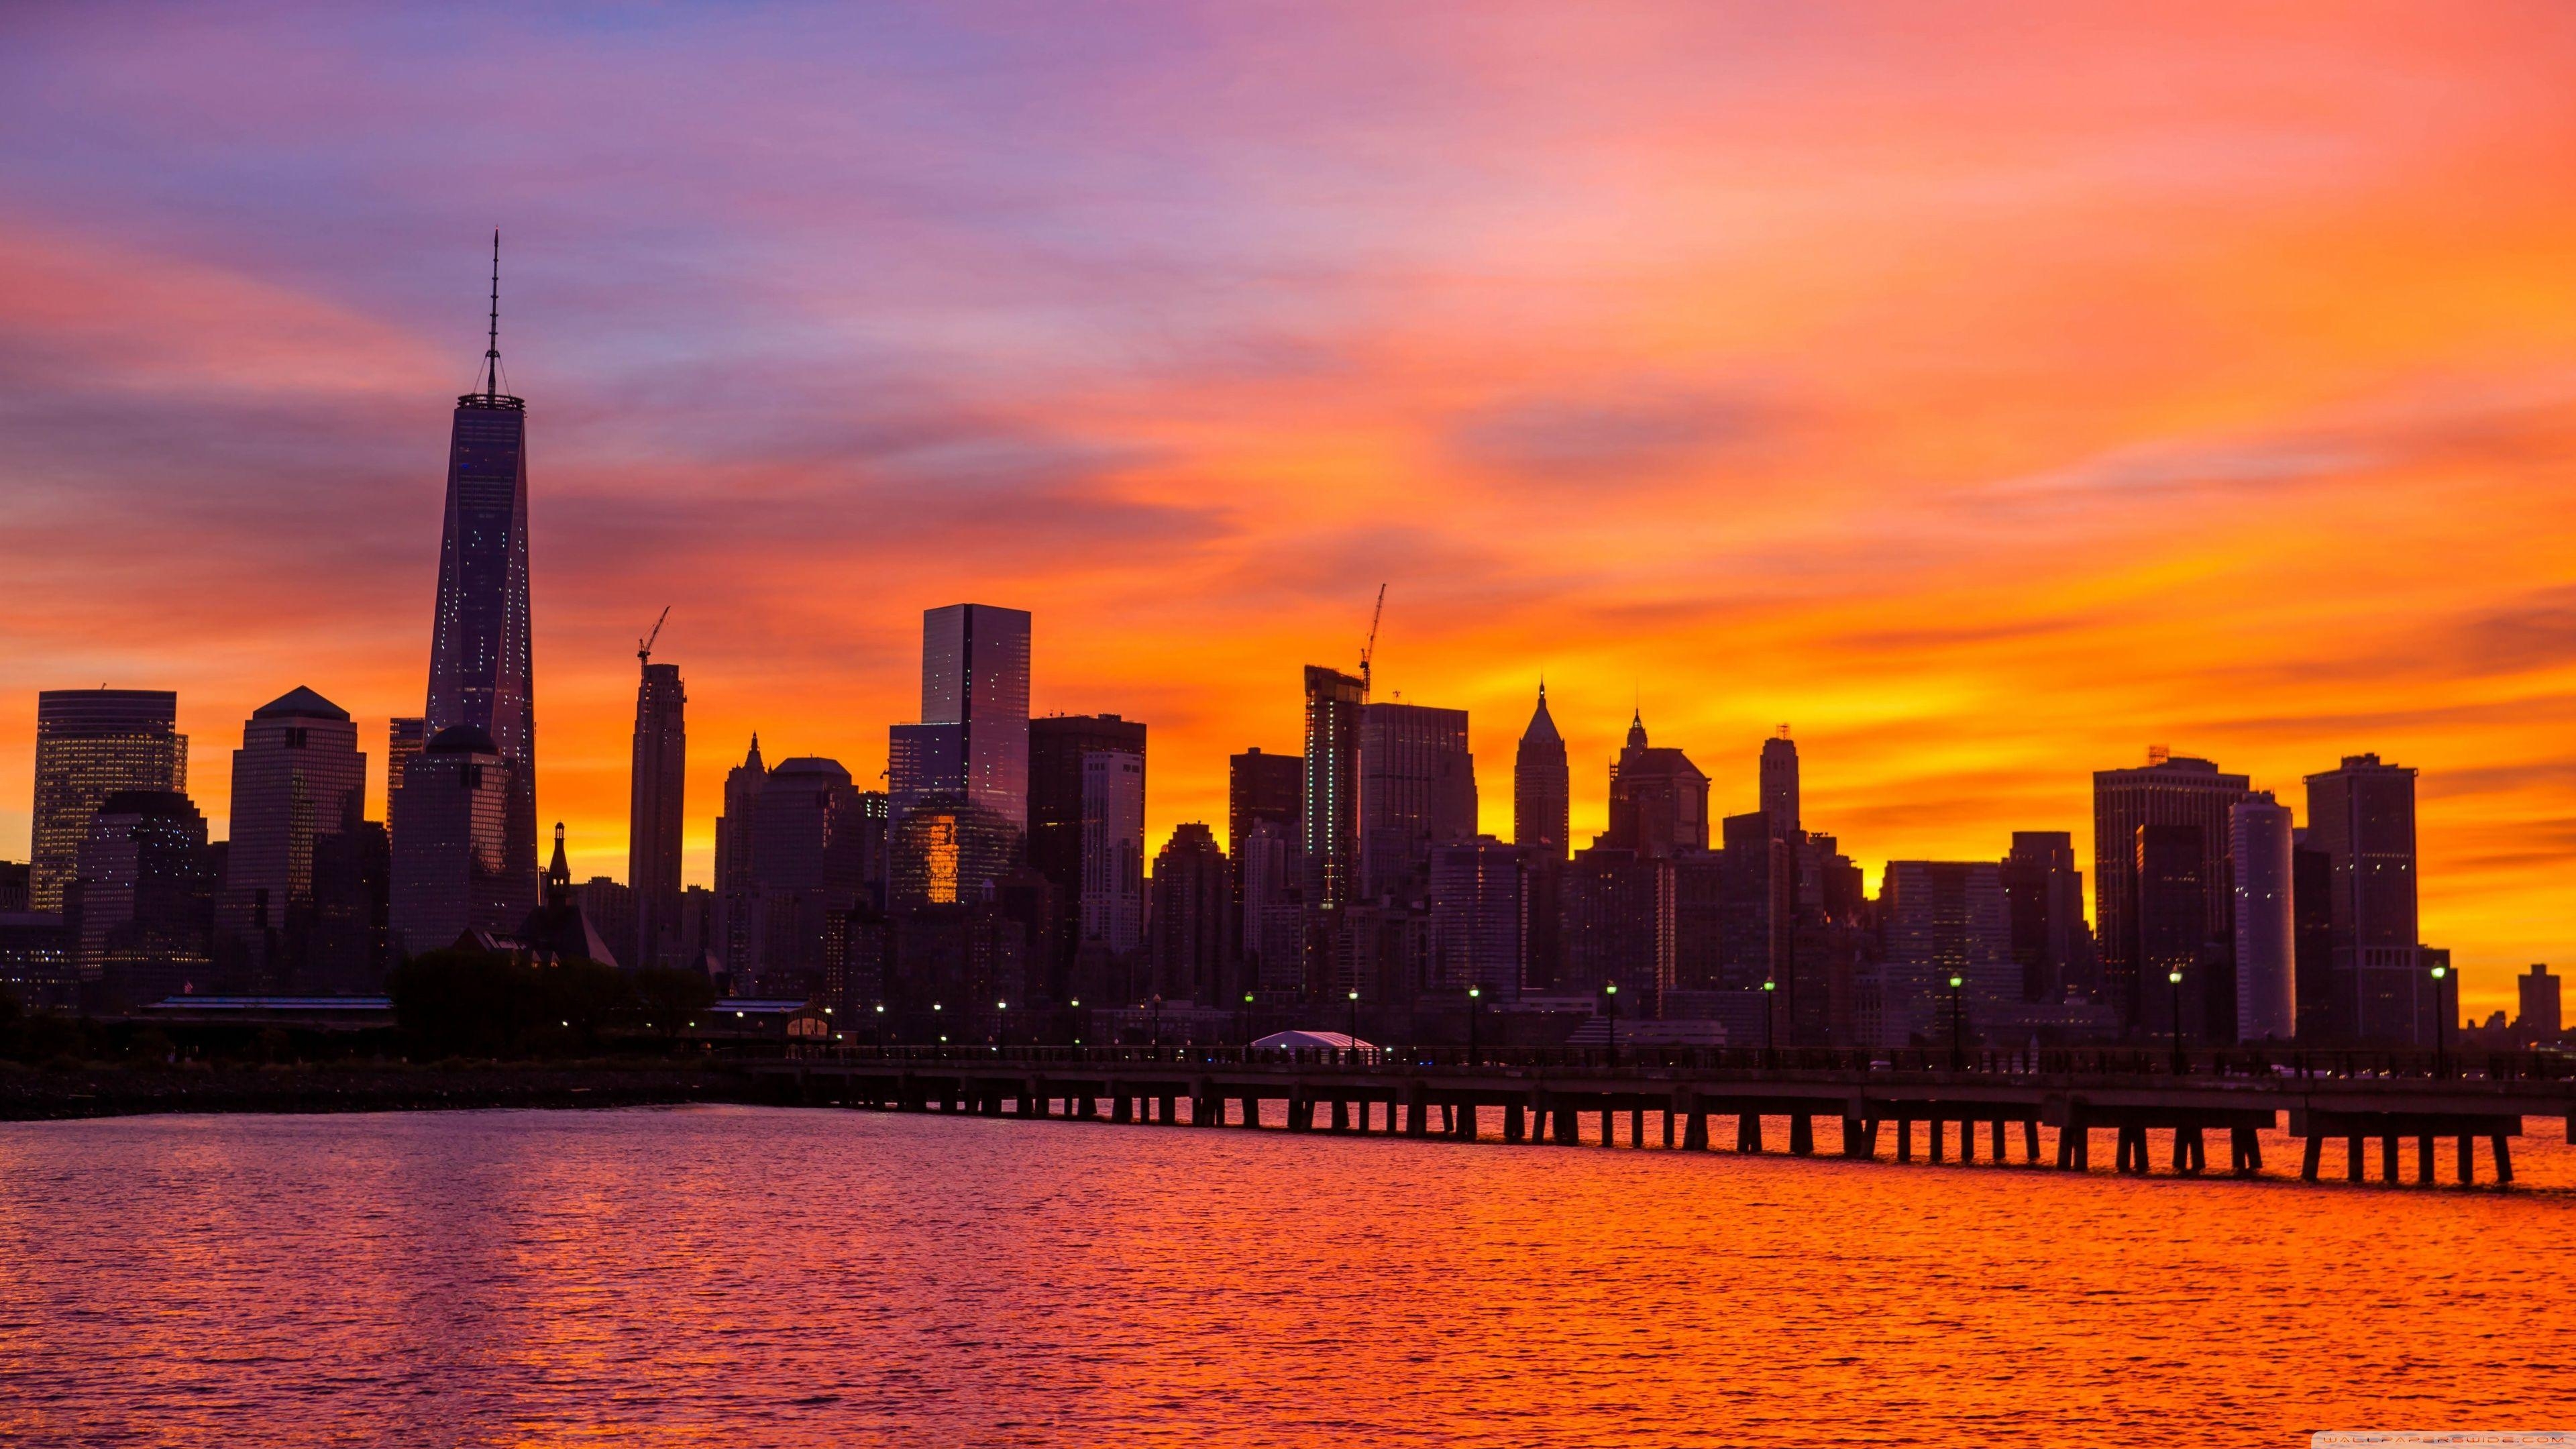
[1597,1106,1613,1147]
[1407,1085,1430,1138]
[1682,1090,1709,1151]
[2417,1134,2434,1186]
[1789,1115,1815,1156]
[1159,1093,1177,1124]
[1990,1118,2006,1161]
[1737,1113,1763,1153]
[1630,1106,1645,1148]
[1554,1102,1578,1144]
[2023,1119,2041,1164]
[1505,1101,1525,1142]
[2301,1134,2324,1181]
[1842,1116,1867,1159]
[1330,1098,1349,1132]
[1663,1108,1676,1149]
[2381,1134,2399,1184]
[1928,1117,1945,1164]
[1959,1118,1975,1164]
[2457,1133,2475,1185]
[2491,1134,2513,1184]
[2231,1126,2261,1177]
[1458,1102,1479,1141]
[2346,1134,2365,1183]
[1896,1118,1913,1163]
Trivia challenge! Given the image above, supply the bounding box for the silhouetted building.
[1717,812,1792,997]
[1429,837,1524,999]
[1080,752,1146,955]
[1032,714,1148,975]
[747,757,872,996]
[303,821,389,993]
[1605,712,1707,858]
[0,910,70,1011]
[1237,818,1304,1000]
[1877,861,2012,1048]
[2292,831,2339,1042]
[1760,729,1800,840]
[1301,666,1366,916]
[2134,823,2231,1044]
[919,602,1032,833]
[221,687,365,979]
[2518,964,2561,1046]
[2230,794,2296,1042]
[713,735,766,980]
[389,725,535,955]
[576,876,635,969]
[30,689,184,913]
[887,797,1016,914]
[2000,831,2089,1004]
[2092,751,2247,1032]
[1561,845,1672,1013]
[629,660,686,969]
[0,862,27,914]
[1513,684,1569,862]
[66,790,217,1008]
[1149,822,1230,1004]
[2304,753,2421,1044]
[386,716,425,836]
[1358,702,1475,904]
[1228,747,1302,857]
[424,241,538,906]
[519,824,619,966]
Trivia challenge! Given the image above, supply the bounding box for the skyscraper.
[1429,836,1525,1000]
[388,725,534,955]
[1560,845,1673,1013]
[66,789,216,1008]
[918,603,1032,832]
[1605,712,1709,857]
[2092,752,2248,1032]
[1760,729,1800,840]
[2230,794,2296,1042]
[2000,830,2089,1004]
[424,237,537,900]
[713,735,766,983]
[1358,702,1476,904]
[1147,822,1229,1004]
[1512,684,1569,862]
[1877,861,2013,1048]
[1237,818,1304,998]
[1301,666,1365,914]
[2134,823,2226,1042]
[1227,747,1302,857]
[2304,753,2420,1044]
[745,756,872,997]
[385,717,425,838]
[629,660,686,968]
[30,689,185,913]
[2518,964,2562,1046]
[221,686,366,961]
[1079,751,1146,954]
[1031,714,1148,972]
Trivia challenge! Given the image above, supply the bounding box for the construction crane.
[1359,583,1386,699]
[637,606,671,669]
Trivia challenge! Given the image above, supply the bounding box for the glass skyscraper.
[30,689,186,913]
[919,603,1031,833]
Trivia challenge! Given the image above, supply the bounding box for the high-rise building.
[2133,823,2221,1042]
[1358,702,1475,904]
[385,717,425,837]
[887,799,1016,914]
[64,790,217,1007]
[1560,845,1673,1012]
[221,687,366,960]
[1079,751,1146,954]
[1876,861,2013,1048]
[713,735,766,981]
[0,861,28,914]
[423,239,539,906]
[2230,794,2296,1042]
[1513,684,1569,862]
[1148,822,1229,1004]
[1032,714,1148,973]
[746,757,873,997]
[1760,729,1800,840]
[303,820,389,994]
[1605,712,1708,857]
[1715,811,1792,995]
[2304,753,2420,1044]
[388,725,535,955]
[1301,666,1365,914]
[2092,752,2248,1031]
[574,876,635,970]
[30,689,185,913]
[918,603,1032,832]
[1227,747,1302,857]
[0,910,71,1012]
[2000,831,2089,1004]
[2517,964,2562,1046]
[2292,831,2339,1042]
[1428,836,1525,999]
[1236,818,1304,999]
[629,661,686,969]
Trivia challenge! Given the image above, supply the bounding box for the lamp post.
[873,1001,885,1049]
[1244,991,1257,1049]
[1762,977,1777,1059]
[1947,975,1964,1071]
[996,1000,1009,1051]
[1068,998,1081,1048]
[1150,993,1163,1050]
[1603,981,1620,1064]
[1346,989,1360,1050]
[2167,969,2186,1075]
[2430,963,2451,1077]
[1468,985,1483,1063]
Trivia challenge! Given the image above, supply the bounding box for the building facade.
[2230,794,2296,1042]
[388,725,535,955]
[629,660,686,969]
[2304,753,2420,1044]
[30,689,185,914]
[1301,666,1365,916]
[1605,712,1708,857]
[221,686,366,968]
[1079,751,1146,955]
[1357,701,1476,905]
[1512,685,1569,862]
[2092,752,2248,1032]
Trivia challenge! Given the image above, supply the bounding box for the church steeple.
[546,820,570,906]
[1625,708,1648,752]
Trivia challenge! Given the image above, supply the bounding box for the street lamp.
[1762,977,1777,1057]
[1468,985,1483,1063]
[1947,974,1965,1072]
[1603,981,1620,1063]
[2430,963,2451,1077]
[1245,991,1258,1049]
[1346,989,1360,1049]
[996,1000,1010,1051]
[2167,969,2186,1075]
[873,1001,885,1048]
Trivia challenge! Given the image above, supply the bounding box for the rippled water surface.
[3,1105,2571,1446]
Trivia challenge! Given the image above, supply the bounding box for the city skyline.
[5,6,2575,1020]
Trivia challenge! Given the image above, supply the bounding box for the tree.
[631,967,716,1040]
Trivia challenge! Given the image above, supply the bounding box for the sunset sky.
[3,3,2573,1016]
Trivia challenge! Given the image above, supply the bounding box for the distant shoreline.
[0,1062,770,1122]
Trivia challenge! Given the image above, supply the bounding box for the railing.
[757,1040,2576,1085]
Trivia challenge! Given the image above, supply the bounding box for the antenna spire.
[484,229,501,400]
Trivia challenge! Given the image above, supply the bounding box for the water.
[2,1106,2570,1446]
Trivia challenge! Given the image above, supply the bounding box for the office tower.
[576,877,635,969]
[1513,684,1569,862]
[2292,832,2339,1042]
[746,757,871,997]
[2518,964,2561,1046]
[713,736,766,980]
[388,725,535,954]
[2230,794,2296,1042]
[1236,818,1304,998]
[221,687,366,961]
[888,722,964,818]
[304,820,390,994]
[2304,753,2421,1044]
[2000,831,2089,1004]
[1428,837,1525,1000]
[888,798,1016,914]
[1148,822,1229,1004]
[1760,729,1800,840]
[1716,812,1793,999]
[30,689,184,913]
[1228,747,1302,857]
[1031,714,1148,973]
[2134,823,2232,1043]
[1358,702,1475,904]
[1079,751,1146,954]
[0,861,27,913]
[1560,845,1674,1013]
[918,603,1032,830]
[386,717,425,837]
[1876,861,2013,1048]
[2092,751,2248,1031]
[1605,712,1709,857]
[0,911,71,1012]
[423,238,537,901]
[64,790,217,1007]
[629,661,686,969]
[1303,666,1366,914]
